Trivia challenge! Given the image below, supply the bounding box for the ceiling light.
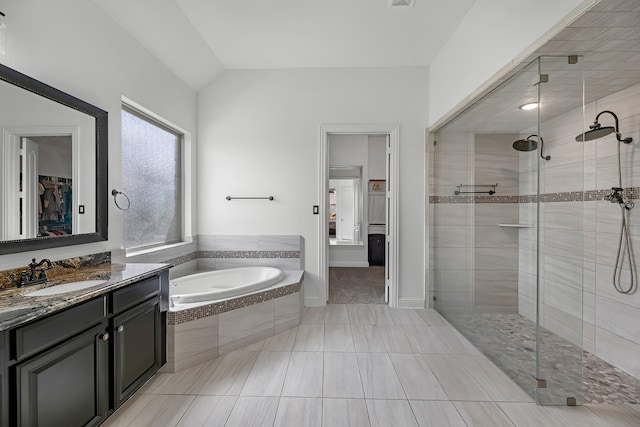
[389,0,416,7]
[519,102,538,111]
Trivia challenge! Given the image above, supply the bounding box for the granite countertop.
[0,263,171,331]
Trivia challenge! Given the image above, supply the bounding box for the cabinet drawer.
[13,297,106,362]
[111,276,159,315]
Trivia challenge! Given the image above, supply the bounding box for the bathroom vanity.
[0,263,170,427]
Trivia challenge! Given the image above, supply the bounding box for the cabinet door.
[113,297,160,406]
[15,324,108,427]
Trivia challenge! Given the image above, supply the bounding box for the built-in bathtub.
[163,268,304,372]
[170,266,285,304]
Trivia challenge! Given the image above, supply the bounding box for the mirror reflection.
[329,166,363,245]
[0,71,96,242]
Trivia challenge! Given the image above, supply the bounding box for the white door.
[21,137,38,238]
[385,135,392,303]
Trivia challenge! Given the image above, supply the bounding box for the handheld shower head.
[512,135,550,160]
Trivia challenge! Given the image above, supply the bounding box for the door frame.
[1,126,80,238]
[318,124,399,307]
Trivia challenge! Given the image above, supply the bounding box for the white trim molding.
[319,124,400,307]
[398,297,426,309]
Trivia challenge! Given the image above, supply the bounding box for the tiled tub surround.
[165,270,304,372]
[195,235,304,271]
[138,235,305,280]
[0,260,171,330]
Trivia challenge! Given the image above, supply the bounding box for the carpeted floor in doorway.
[328,266,385,304]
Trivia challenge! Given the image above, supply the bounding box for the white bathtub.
[170,266,285,304]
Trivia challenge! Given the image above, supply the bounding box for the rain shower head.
[512,135,550,160]
[575,123,616,142]
[512,138,537,152]
[575,110,633,143]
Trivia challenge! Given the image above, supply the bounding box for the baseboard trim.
[398,297,425,309]
[328,261,370,268]
[304,296,323,307]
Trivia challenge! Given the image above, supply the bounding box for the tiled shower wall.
[519,83,640,379]
[432,82,640,380]
[431,132,520,314]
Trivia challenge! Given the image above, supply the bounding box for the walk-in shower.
[576,110,637,295]
[431,54,640,407]
[512,134,550,160]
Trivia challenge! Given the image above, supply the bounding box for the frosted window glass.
[122,108,181,250]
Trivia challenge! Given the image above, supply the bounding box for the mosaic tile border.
[430,187,640,204]
[197,250,300,259]
[168,279,303,325]
[164,252,198,266]
[0,251,111,290]
[161,251,300,268]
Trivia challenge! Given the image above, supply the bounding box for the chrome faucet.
[19,258,54,287]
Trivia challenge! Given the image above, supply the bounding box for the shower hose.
[613,141,637,294]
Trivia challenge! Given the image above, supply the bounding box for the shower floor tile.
[447,312,640,404]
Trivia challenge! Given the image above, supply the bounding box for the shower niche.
[430,55,640,406]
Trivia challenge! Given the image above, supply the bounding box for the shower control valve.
[607,187,624,205]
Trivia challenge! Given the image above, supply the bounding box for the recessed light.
[519,102,538,111]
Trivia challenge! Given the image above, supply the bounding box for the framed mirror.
[0,63,108,255]
[329,165,363,246]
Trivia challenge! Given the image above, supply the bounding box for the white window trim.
[121,96,193,257]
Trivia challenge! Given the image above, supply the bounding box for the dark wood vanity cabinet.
[15,323,109,427]
[0,271,168,427]
[112,295,161,406]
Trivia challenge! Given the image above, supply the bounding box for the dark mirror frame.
[0,63,108,255]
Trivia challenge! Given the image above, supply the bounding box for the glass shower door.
[432,59,541,400]
[535,56,585,405]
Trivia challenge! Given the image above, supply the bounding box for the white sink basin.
[25,280,107,297]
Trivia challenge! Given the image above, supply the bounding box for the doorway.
[319,124,399,307]
[0,127,78,241]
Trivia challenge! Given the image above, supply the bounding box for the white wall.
[197,67,428,306]
[428,0,591,126]
[37,139,72,179]
[368,135,386,180]
[0,0,197,268]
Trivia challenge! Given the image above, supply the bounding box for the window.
[121,105,182,250]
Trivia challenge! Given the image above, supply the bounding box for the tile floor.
[103,305,640,427]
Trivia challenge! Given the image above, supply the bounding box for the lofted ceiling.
[92,0,476,91]
[440,0,640,133]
